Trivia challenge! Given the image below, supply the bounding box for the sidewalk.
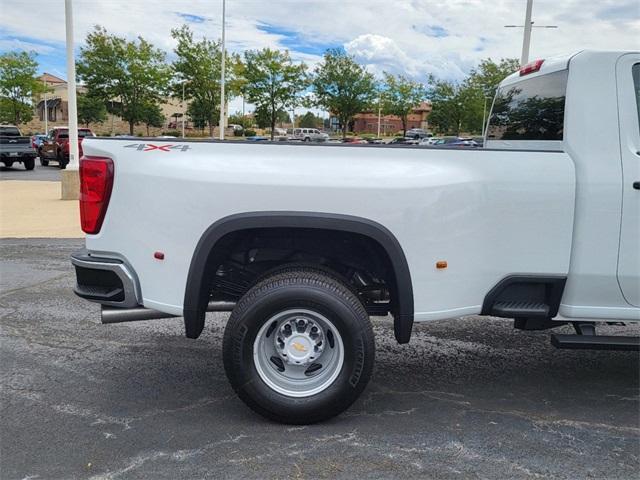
[0,181,84,238]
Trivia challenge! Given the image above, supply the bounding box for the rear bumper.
[1,151,36,159]
[71,250,141,308]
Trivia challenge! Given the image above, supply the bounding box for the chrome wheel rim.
[253,309,344,397]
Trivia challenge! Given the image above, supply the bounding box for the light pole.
[43,78,48,133]
[377,94,382,138]
[481,96,491,137]
[181,80,186,138]
[505,0,558,66]
[62,0,80,200]
[218,0,226,140]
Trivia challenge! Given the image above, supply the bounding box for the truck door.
[616,53,640,307]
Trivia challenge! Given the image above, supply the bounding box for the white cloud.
[0,0,637,86]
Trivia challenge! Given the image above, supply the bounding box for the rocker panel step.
[551,334,640,351]
[491,301,549,318]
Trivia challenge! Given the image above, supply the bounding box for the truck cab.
[486,51,640,317]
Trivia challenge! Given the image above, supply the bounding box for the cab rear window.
[487,69,568,141]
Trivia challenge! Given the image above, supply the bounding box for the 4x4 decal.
[124,143,191,152]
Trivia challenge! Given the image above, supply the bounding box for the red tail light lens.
[519,59,544,76]
[80,156,114,234]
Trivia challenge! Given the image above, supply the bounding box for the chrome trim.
[71,253,141,308]
[101,301,236,324]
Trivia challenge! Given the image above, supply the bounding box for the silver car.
[289,128,329,142]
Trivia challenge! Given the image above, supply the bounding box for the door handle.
[634,181,640,190]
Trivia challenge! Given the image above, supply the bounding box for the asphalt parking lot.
[0,162,62,181]
[1,238,639,480]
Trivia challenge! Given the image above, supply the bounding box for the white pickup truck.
[72,50,639,423]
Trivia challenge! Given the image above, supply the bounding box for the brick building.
[332,101,432,135]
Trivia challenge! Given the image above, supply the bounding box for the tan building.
[21,73,190,136]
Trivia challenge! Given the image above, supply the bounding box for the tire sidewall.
[225,283,372,422]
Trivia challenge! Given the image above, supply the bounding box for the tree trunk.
[146,124,150,136]
[270,112,276,141]
[402,116,407,137]
[342,119,348,139]
[129,121,134,135]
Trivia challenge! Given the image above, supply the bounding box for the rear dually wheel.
[222,267,375,424]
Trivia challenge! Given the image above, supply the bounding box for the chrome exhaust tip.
[101,301,236,324]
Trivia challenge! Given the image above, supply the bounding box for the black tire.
[304,137,311,142]
[23,157,35,170]
[57,151,67,169]
[56,150,67,170]
[3,161,14,168]
[39,155,48,166]
[223,267,375,424]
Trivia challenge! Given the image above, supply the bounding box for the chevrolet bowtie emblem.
[291,342,307,352]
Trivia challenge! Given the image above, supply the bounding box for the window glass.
[0,126,21,136]
[487,69,568,141]
[633,63,640,134]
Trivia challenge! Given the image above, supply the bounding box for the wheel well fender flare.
[183,212,415,343]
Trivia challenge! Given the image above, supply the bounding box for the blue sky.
[1,0,638,86]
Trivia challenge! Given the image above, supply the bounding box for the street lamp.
[377,94,382,138]
[481,96,492,137]
[61,0,79,200]
[505,0,557,66]
[219,0,226,140]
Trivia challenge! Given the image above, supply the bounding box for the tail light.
[519,59,544,76]
[79,156,114,234]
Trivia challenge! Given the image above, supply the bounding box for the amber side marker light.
[436,261,448,269]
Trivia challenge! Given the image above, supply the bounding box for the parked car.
[419,137,443,146]
[289,128,329,142]
[405,128,431,139]
[0,125,36,170]
[38,127,95,168]
[31,133,47,150]
[341,136,367,144]
[387,137,418,145]
[72,51,639,424]
[450,138,480,147]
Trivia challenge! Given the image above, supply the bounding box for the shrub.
[244,129,257,137]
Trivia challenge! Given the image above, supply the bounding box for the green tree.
[139,102,164,136]
[381,73,427,136]
[427,76,466,135]
[468,58,520,99]
[0,51,49,124]
[242,48,307,140]
[298,111,322,128]
[311,49,376,139]
[171,25,238,136]
[254,105,290,129]
[77,26,170,135]
[228,111,254,129]
[187,98,210,133]
[77,93,107,127]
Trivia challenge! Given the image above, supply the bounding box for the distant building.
[22,73,188,136]
[331,101,432,135]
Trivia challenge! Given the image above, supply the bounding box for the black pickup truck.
[0,125,36,170]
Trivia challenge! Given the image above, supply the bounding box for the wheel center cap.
[286,335,312,362]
